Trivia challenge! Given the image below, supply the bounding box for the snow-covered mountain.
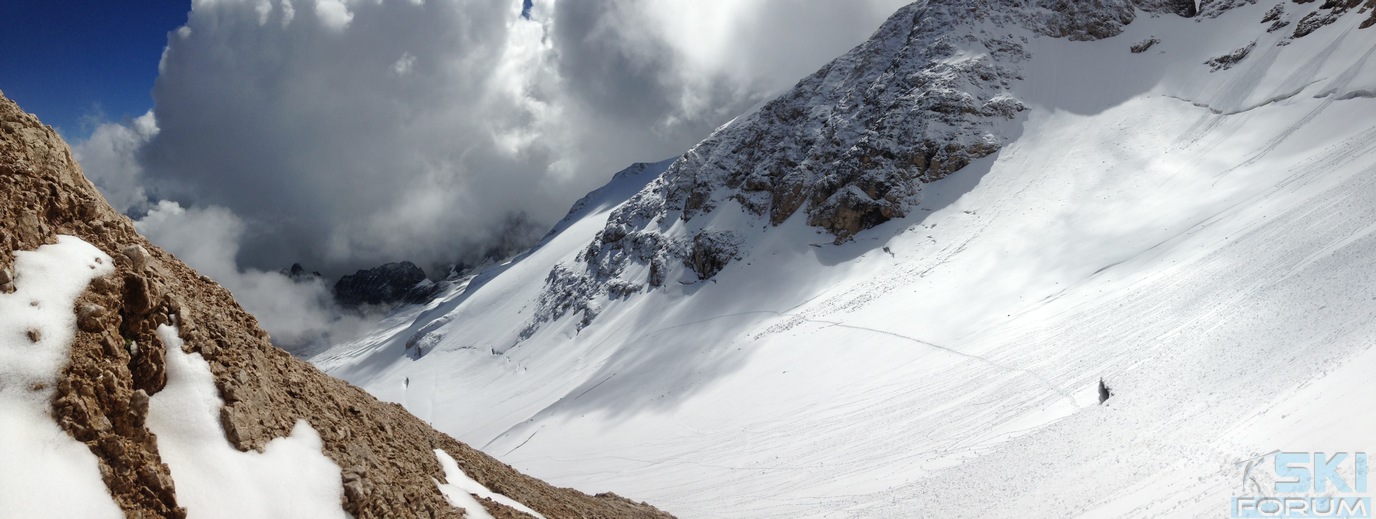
[315,0,1376,516]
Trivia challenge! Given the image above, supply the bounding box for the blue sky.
[0,1,189,138]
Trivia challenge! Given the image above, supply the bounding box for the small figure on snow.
[1098,378,1113,405]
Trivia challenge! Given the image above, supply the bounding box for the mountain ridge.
[522,0,1206,339]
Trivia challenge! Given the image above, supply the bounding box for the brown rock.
[90,273,117,293]
[122,272,159,317]
[129,390,149,421]
[121,244,151,271]
[76,303,106,333]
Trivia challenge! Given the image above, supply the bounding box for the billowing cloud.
[135,200,367,352]
[72,111,158,214]
[64,0,909,353]
[313,0,354,30]
[115,0,907,277]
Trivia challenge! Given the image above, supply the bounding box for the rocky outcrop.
[1288,0,1376,36]
[1037,0,1137,40]
[0,92,672,518]
[685,231,743,281]
[1134,0,1199,16]
[649,0,1036,244]
[281,262,323,282]
[333,261,438,308]
[1201,0,1376,43]
[1198,0,1260,18]
[1205,42,1257,70]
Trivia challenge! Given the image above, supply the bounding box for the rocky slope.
[0,91,671,518]
[521,0,1200,338]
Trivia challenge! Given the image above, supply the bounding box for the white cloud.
[134,201,241,279]
[256,0,273,25]
[88,0,908,279]
[134,201,363,352]
[314,0,354,31]
[391,51,416,76]
[63,0,911,355]
[72,111,158,214]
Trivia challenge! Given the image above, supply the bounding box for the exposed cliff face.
[519,0,1199,339]
[333,261,438,308]
[0,92,671,517]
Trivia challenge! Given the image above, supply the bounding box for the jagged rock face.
[281,262,323,282]
[1288,0,1376,35]
[650,1,1037,242]
[685,231,743,281]
[1037,0,1137,39]
[1198,0,1260,18]
[333,261,434,308]
[517,0,1197,339]
[0,92,672,518]
[1134,0,1199,16]
[1201,0,1376,41]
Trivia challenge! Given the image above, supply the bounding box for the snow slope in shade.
[147,324,347,519]
[316,3,1376,517]
[0,236,120,518]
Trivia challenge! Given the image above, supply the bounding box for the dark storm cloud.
[140,0,518,275]
[551,0,680,122]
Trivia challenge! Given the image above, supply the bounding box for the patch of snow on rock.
[433,449,547,519]
[0,236,120,518]
[147,324,346,519]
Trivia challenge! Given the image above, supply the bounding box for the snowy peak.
[647,0,1200,234]
[521,0,1207,338]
